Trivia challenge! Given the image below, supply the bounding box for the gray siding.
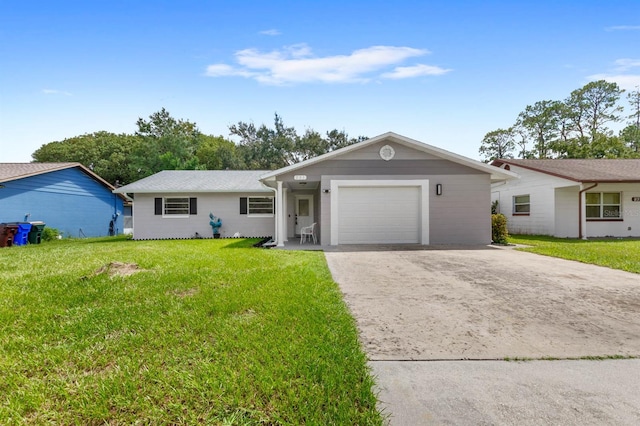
[337,141,440,160]
[132,193,274,240]
[278,159,484,182]
[315,173,491,245]
[428,174,491,244]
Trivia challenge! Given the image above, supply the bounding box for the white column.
[276,181,285,247]
[283,188,289,242]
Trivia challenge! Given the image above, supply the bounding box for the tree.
[480,80,631,160]
[515,100,562,158]
[230,114,366,169]
[295,129,328,163]
[628,86,640,128]
[230,114,296,169]
[195,134,243,170]
[479,128,515,162]
[325,129,367,151]
[132,108,202,176]
[565,80,624,143]
[622,87,640,154]
[589,134,634,159]
[32,131,140,185]
[620,125,640,154]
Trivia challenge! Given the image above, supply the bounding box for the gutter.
[578,183,598,239]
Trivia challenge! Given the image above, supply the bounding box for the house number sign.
[632,197,640,202]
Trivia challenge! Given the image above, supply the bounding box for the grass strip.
[508,235,640,274]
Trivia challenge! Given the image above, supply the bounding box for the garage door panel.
[338,186,420,244]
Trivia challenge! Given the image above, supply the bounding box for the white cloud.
[614,58,640,71]
[381,64,451,79]
[605,25,640,31]
[588,58,640,90]
[259,29,281,36]
[42,89,72,96]
[588,73,640,90]
[205,44,447,85]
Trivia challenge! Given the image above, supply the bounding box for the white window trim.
[162,196,190,219]
[247,196,275,217]
[513,194,530,215]
[586,191,622,220]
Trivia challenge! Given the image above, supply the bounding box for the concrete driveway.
[324,246,640,425]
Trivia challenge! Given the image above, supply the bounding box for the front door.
[295,195,314,235]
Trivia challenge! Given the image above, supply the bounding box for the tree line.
[31,109,366,185]
[478,80,640,162]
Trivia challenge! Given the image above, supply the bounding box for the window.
[248,197,274,215]
[239,197,275,216]
[155,197,197,217]
[513,195,530,215]
[586,192,621,219]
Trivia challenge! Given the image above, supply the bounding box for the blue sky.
[1,0,639,163]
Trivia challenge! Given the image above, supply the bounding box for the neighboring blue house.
[0,162,129,238]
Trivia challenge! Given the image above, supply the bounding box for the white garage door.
[337,186,420,244]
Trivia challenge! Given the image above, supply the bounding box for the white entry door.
[295,195,314,234]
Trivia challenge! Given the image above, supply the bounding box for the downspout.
[578,183,598,239]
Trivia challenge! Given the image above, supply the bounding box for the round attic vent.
[379,145,395,161]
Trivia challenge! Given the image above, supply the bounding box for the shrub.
[41,227,60,242]
[491,214,509,244]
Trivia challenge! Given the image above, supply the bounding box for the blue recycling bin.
[10,222,32,246]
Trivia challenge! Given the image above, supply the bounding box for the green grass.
[0,237,382,425]
[508,235,640,274]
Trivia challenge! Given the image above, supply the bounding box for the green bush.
[41,227,60,242]
[491,214,509,244]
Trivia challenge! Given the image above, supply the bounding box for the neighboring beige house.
[115,132,516,245]
[490,159,640,238]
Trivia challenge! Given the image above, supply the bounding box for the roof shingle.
[492,159,640,182]
[0,162,81,183]
[113,170,272,193]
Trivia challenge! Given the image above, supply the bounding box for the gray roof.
[492,159,640,182]
[0,162,81,183]
[113,170,273,194]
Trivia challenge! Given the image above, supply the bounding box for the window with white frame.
[248,197,274,215]
[513,194,530,214]
[155,197,196,217]
[586,192,621,219]
[164,197,190,215]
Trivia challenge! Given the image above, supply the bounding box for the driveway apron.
[324,246,640,425]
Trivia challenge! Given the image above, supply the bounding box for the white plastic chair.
[300,222,317,244]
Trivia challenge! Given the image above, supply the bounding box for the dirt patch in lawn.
[85,262,144,279]
[325,247,640,360]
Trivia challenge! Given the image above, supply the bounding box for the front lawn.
[508,235,640,274]
[0,237,382,425]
